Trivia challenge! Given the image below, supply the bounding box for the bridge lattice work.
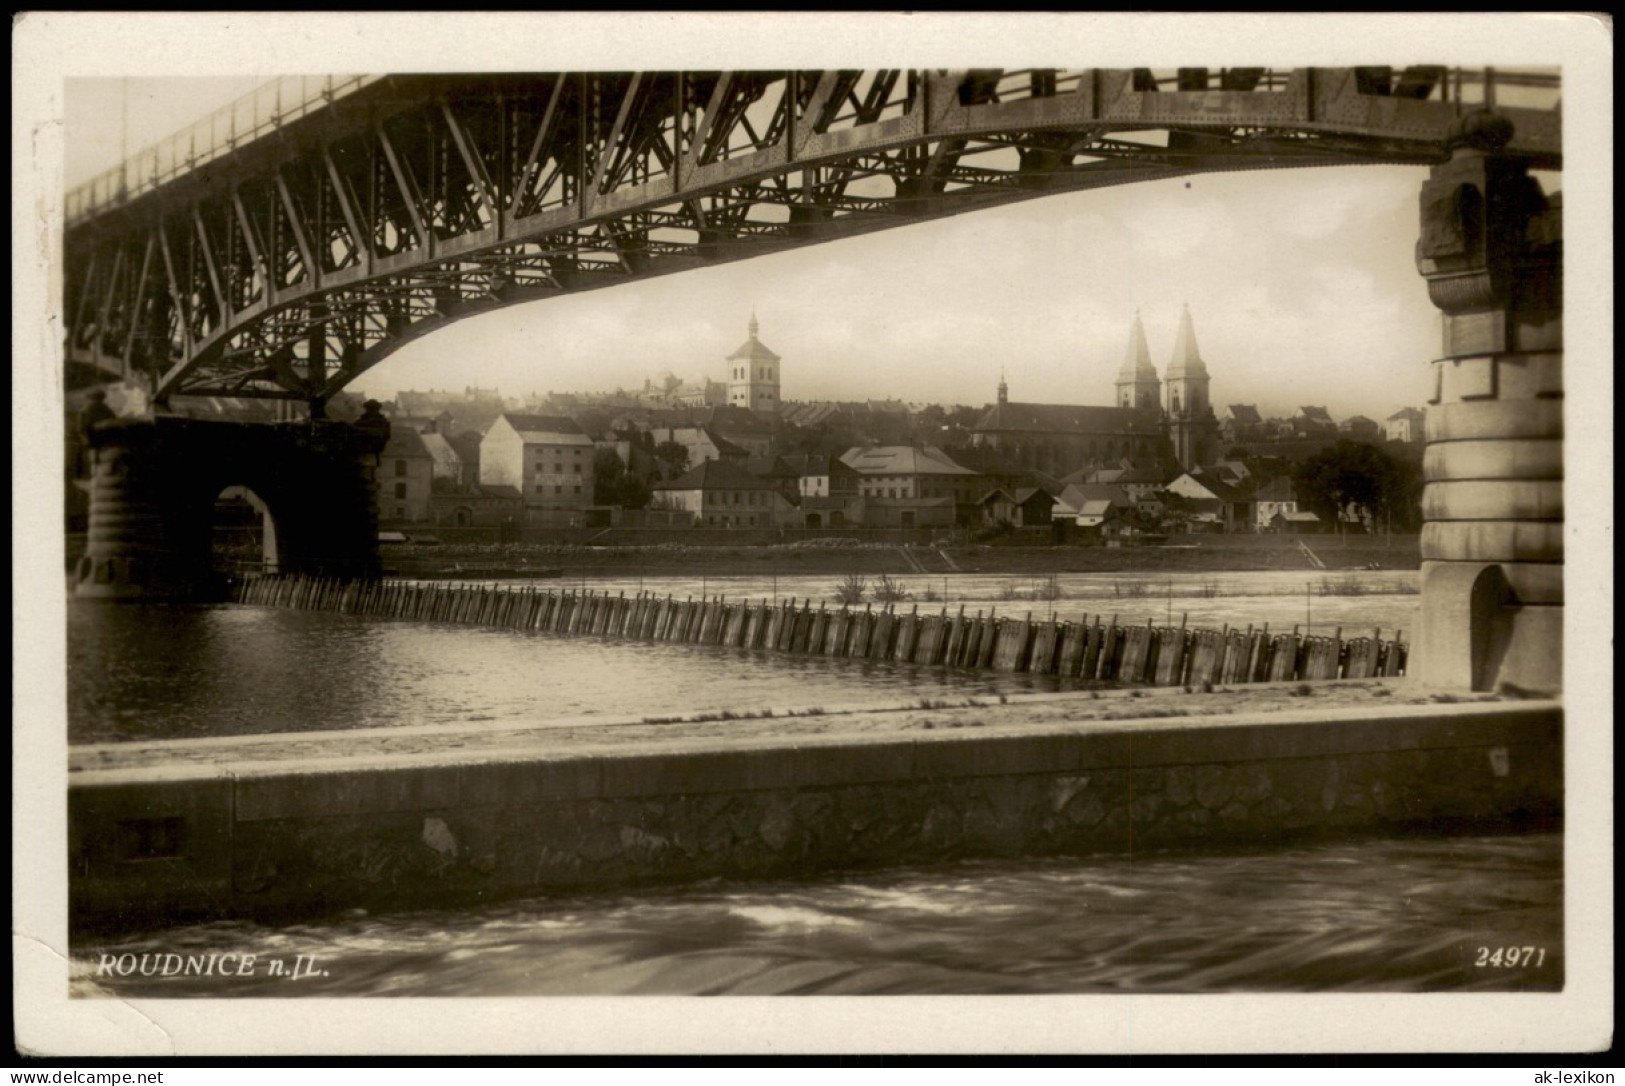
[64,67,1561,403]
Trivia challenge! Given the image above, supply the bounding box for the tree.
[593,449,653,509]
[652,440,690,480]
[1292,440,1411,535]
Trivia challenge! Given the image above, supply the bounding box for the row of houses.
[1222,404,1425,446]
[376,403,1334,536]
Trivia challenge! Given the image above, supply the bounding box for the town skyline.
[304,163,1453,423]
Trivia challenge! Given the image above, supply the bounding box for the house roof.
[865,399,911,415]
[1298,405,1334,422]
[1386,406,1426,421]
[1057,482,1132,508]
[840,445,978,476]
[498,414,593,444]
[382,427,432,459]
[781,402,842,427]
[1054,486,1125,518]
[743,456,800,480]
[419,432,463,471]
[1168,471,1245,503]
[653,458,784,491]
[661,424,750,459]
[973,401,1162,436]
[1225,404,1262,425]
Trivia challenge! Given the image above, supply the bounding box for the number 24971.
[1475,946,1546,968]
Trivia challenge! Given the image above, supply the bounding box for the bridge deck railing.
[66,67,1558,230]
[66,74,383,226]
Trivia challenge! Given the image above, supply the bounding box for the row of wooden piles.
[232,575,1407,685]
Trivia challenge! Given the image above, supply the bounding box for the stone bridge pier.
[75,417,385,599]
[1414,119,1562,693]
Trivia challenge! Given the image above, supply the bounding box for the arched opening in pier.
[210,485,279,577]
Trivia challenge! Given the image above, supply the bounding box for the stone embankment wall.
[232,573,1409,687]
[70,701,1559,931]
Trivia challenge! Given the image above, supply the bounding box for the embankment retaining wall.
[70,701,1559,931]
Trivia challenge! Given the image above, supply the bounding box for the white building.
[726,312,781,413]
[480,414,596,524]
[1385,406,1425,443]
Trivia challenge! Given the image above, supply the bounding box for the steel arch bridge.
[64,67,1561,404]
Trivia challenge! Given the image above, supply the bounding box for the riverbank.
[380,534,1420,580]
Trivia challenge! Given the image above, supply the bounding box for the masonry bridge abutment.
[1412,128,1563,694]
[75,417,384,598]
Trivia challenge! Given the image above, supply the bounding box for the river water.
[67,570,1419,745]
[68,572,1561,995]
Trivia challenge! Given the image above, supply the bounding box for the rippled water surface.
[73,834,1561,996]
[69,602,1091,744]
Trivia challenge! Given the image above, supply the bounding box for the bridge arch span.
[63,67,1559,404]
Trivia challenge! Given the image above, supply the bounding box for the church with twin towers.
[972,305,1219,475]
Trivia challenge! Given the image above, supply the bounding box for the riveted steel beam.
[63,68,1562,401]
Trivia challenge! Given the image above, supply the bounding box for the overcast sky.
[52,15,1584,422]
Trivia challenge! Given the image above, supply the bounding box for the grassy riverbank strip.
[381,533,1421,580]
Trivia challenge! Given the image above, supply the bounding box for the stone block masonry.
[69,699,1560,932]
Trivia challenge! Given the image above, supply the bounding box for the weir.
[230,573,1410,687]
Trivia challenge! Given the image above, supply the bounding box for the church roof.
[974,401,1163,435]
[1164,305,1209,380]
[1118,312,1160,380]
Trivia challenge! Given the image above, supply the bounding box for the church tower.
[726,311,781,414]
[1164,305,1219,469]
[1115,311,1162,412]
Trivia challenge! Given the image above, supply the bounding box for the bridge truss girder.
[64,67,1561,402]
